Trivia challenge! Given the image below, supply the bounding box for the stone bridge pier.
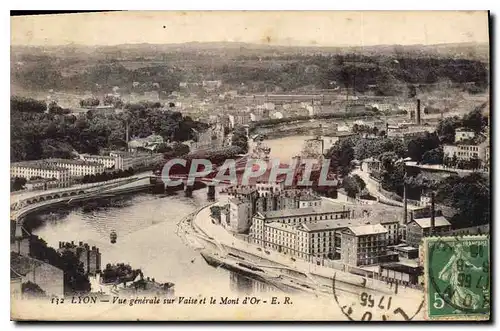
[207,184,216,201]
[184,184,193,198]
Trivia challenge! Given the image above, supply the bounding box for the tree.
[231,127,248,153]
[461,104,488,134]
[326,137,358,177]
[354,137,405,161]
[79,97,100,108]
[11,177,27,191]
[406,132,440,163]
[103,95,124,108]
[436,116,461,144]
[11,96,46,113]
[421,147,444,165]
[342,174,366,198]
[435,173,490,228]
[379,151,405,195]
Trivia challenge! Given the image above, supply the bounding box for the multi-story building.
[110,151,163,171]
[46,158,105,177]
[380,219,400,246]
[251,207,351,247]
[229,198,252,234]
[11,161,71,187]
[340,224,395,266]
[264,222,298,256]
[298,194,322,209]
[443,139,489,166]
[57,241,101,276]
[406,216,452,248]
[80,154,116,169]
[228,113,251,128]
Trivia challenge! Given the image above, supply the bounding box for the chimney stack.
[430,192,435,235]
[403,183,408,224]
[416,99,421,125]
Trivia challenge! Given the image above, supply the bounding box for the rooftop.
[323,131,356,138]
[46,158,103,167]
[229,197,250,205]
[11,161,68,172]
[259,206,347,219]
[347,223,388,236]
[413,216,451,229]
[298,194,322,201]
[380,262,423,275]
[81,154,115,160]
[266,222,296,232]
[456,127,475,132]
[394,245,419,252]
[298,217,370,232]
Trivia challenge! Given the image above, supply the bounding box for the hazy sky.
[11,11,489,47]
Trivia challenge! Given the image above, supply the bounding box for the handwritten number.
[378,296,385,309]
[360,292,368,307]
[361,312,372,321]
[393,308,410,320]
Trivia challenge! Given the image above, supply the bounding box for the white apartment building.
[11,162,71,187]
[250,207,351,247]
[260,214,392,263]
[443,140,488,165]
[264,222,298,256]
[46,159,104,177]
[229,198,252,233]
[80,154,116,169]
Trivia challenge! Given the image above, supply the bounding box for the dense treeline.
[216,55,488,93]
[12,52,488,95]
[11,96,207,162]
[12,59,182,95]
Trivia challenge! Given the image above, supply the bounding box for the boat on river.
[110,230,117,244]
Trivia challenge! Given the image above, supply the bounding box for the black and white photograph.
[9,10,490,321]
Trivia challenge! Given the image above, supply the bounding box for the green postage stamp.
[423,235,490,320]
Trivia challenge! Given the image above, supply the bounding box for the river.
[32,136,316,296]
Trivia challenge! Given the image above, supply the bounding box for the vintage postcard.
[10,11,490,321]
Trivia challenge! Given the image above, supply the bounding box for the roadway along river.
[32,136,314,296]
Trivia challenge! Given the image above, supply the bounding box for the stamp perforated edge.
[422,235,490,321]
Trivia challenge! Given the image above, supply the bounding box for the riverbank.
[11,176,156,223]
[181,201,424,306]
